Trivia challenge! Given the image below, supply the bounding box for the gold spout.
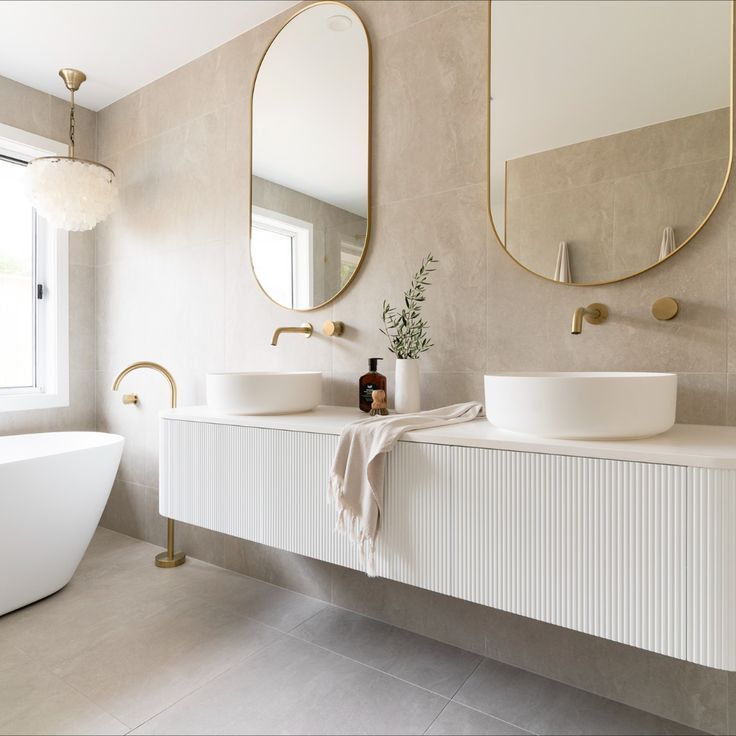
[270,322,313,346]
[571,303,608,334]
[112,361,177,408]
[111,361,185,569]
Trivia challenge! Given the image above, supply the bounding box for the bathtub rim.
[0,431,124,466]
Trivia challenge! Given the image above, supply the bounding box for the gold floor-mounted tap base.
[155,550,186,568]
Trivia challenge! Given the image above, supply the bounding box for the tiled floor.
[0,528,704,736]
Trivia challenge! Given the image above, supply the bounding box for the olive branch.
[380,253,439,360]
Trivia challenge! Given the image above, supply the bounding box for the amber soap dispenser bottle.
[359,358,386,413]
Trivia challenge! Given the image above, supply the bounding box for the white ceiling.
[252,3,369,217]
[490,0,732,223]
[0,0,298,111]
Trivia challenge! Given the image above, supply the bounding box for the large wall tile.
[506,181,615,283]
[333,185,488,375]
[69,265,95,373]
[97,90,145,160]
[0,74,50,138]
[487,204,729,376]
[373,1,486,205]
[612,157,728,276]
[350,1,455,41]
[676,373,728,426]
[100,479,165,548]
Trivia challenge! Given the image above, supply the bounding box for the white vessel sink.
[206,372,322,415]
[484,372,677,440]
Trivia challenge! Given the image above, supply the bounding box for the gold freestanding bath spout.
[112,361,186,569]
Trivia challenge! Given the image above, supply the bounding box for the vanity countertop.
[160,405,736,470]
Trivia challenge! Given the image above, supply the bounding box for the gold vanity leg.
[155,518,186,568]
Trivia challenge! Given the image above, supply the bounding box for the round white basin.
[206,372,322,415]
[484,372,677,440]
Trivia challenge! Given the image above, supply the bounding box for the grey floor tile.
[0,641,126,736]
[455,659,705,736]
[168,561,327,632]
[52,598,282,729]
[131,635,448,735]
[426,702,530,736]
[0,540,180,669]
[292,606,482,697]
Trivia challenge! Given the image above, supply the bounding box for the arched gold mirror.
[250,1,371,310]
[489,0,734,286]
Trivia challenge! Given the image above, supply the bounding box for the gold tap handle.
[322,320,345,337]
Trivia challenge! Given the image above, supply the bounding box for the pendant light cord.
[68,87,76,159]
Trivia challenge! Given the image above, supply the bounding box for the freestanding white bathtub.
[0,431,124,616]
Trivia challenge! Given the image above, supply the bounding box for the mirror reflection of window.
[340,240,362,286]
[251,208,314,309]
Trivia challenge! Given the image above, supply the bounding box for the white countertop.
[160,405,736,470]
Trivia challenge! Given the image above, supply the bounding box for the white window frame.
[252,206,314,309]
[0,123,69,413]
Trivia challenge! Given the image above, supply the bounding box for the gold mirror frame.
[249,0,372,311]
[487,0,735,287]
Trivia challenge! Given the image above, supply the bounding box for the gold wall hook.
[322,320,345,337]
[111,361,185,569]
[652,297,679,321]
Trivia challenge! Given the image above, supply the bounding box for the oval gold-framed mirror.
[250,1,371,311]
[488,0,734,286]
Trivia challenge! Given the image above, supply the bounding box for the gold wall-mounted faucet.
[112,361,185,569]
[571,303,608,334]
[271,322,313,346]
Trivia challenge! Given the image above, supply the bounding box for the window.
[0,156,34,388]
[340,240,363,287]
[251,206,314,309]
[0,123,68,413]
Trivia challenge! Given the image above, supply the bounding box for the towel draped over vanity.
[328,402,484,576]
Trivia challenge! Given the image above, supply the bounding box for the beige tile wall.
[89,1,735,733]
[0,74,96,435]
[505,108,730,282]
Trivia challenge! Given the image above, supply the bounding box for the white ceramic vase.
[395,358,421,414]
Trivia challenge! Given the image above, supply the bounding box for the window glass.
[0,157,34,389]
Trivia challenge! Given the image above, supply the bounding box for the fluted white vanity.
[160,406,736,671]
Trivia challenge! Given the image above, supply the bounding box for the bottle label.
[361,382,380,405]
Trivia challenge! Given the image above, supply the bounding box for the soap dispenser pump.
[359,357,386,413]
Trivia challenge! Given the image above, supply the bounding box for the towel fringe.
[330,474,377,577]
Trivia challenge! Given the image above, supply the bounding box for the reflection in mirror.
[489,0,732,285]
[251,2,370,310]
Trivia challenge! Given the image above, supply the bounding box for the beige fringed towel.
[328,402,484,576]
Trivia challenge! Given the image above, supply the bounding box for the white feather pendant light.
[26,68,118,232]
